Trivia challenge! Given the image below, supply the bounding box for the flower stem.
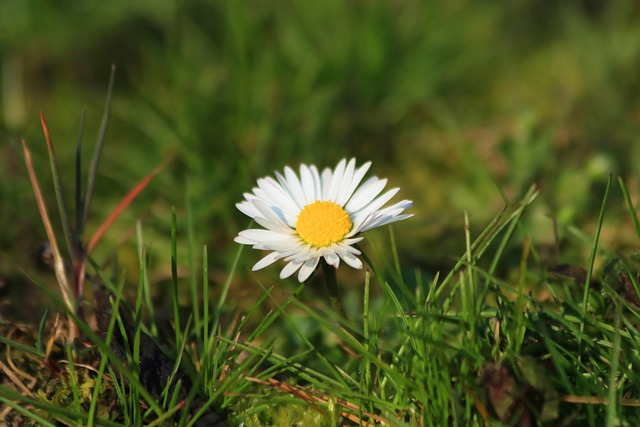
[321,260,347,319]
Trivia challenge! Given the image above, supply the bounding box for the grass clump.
[5,143,640,425]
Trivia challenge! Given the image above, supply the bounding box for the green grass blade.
[186,181,202,344]
[81,64,115,235]
[618,176,640,241]
[579,174,612,356]
[40,111,78,262]
[171,208,182,349]
[606,304,622,427]
[65,344,81,424]
[75,106,86,234]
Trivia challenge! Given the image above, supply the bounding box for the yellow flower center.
[295,201,352,247]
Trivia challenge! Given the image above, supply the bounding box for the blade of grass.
[22,139,76,338]
[0,391,59,427]
[75,106,87,234]
[216,235,245,313]
[86,159,169,255]
[171,209,182,349]
[137,223,157,337]
[186,181,202,343]
[81,65,115,236]
[36,309,48,354]
[436,184,538,299]
[579,174,612,358]
[40,111,79,261]
[618,177,640,241]
[65,344,82,425]
[0,385,125,426]
[203,244,210,360]
[606,303,622,427]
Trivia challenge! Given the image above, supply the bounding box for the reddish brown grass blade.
[86,159,170,255]
[22,139,77,340]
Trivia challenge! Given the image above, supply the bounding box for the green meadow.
[2,1,640,425]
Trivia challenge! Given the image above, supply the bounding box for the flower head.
[235,158,412,282]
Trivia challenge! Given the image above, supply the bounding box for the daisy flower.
[235,158,413,282]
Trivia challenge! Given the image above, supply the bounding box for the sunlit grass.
[4,170,640,425]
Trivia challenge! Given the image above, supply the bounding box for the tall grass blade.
[579,174,611,356]
[618,177,640,242]
[81,64,115,236]
[186,182,201,342]
[75,106,87,234]
[86,159,169,255]
[606,304,622,427]
[21,139,75,336]
[40,112,78,261]
[171,209,182,349]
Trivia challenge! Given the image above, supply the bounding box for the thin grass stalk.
[216,237,244,313]
[360,249,418,355]
[511,236,530,356]
[0,392,60,427]
[362,270,371,392]
[40,112,79,262]
[463,210,476,344]
[36,310,48,355]
[138,223,157,337]
[86,159,169,255]
[435,185,538,300]
[65,344,81,424]
[605,303,622,427]
[170,209,181,350]
[82,65,115,235]
[74,107,87,234]
[579,174,612,358]
[107,365,130,425]
[618,177,640,242]
[22,139,77,339]
[203,244,210,362]
[186,182,202,343]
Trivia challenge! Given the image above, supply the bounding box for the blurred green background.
[2,0,640,311]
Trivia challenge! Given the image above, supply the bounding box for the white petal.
[234,235,254,245]
[335,158,357,205]
[358,200,413,232]
[236,204,257,220]
[297,258,319,282]
[323,252,340,268]
[339,251,363,269]
[284,245,315,263]
[274,168,304,209]
[280,260,303,279]
[237,229,289,243]
[252,199,295,232]
[299,164,317,205]
[262,238,306,252]
[339,161,371,207]
[252,252,281,271]
[360,213,413,232]
[345,177,387,213]
[309,166,322,201]
[327,158,347,201]
[352,188,399,221]
[321,167,333,200]
[236,199,261,219]
[256,178,300,217]
[339,241,362,255]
